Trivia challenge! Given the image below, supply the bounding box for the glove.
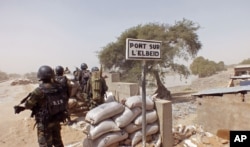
[14,106,25,114]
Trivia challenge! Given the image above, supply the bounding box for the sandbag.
[68,98,77,109]
[124,123,142,134]
[112,107,141,128]
[85,119,120,140]
[130,122,159,146]
[125,95,154,110]
[94,131,128,147]
[83,137,94,147]
[105,92,115,103]
[85,101,125,125]
[134,110,158,125]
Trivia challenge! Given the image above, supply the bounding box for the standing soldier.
[76,63,91,105]
[64,67,71,74]
[88,66,108,109]
[78,63,91,94]
[54,65,72,124]
[14,65,67,147]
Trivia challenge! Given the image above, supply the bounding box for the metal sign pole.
[141,60,147,147]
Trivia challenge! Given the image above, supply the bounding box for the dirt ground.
[0,68,234,147]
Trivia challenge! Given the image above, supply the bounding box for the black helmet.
[37,65,54,81]
[91,66,99,72]
[55,65,64,76]
[81,63,88,70]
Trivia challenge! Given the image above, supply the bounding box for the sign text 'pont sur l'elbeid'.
[126,38,161,60]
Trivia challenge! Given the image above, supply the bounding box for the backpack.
[40,84,67,116]
[91,71,108,100]
[55,75,69,97]
[55,76,68,88]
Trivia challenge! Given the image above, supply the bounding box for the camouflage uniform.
[78,69,91,93]
[25,83,65,147]
[54,75,70,98]
[54,75,72,123]
[76,69,91,106]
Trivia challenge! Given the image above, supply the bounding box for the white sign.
[126,38,161,60]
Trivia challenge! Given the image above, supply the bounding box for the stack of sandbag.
[83,95,159,147]
[123,95,159,146]
[83,101,128,147]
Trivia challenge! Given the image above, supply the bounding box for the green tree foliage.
[239,58,250,64]
[190,56,226,78]
[98,19,202,99]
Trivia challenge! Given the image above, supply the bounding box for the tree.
[239,58,250,64]
[190,56,226,77]
[98,19,202,99]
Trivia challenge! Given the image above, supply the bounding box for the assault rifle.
[13,93,31,114]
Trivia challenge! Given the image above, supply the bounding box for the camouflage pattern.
[54,75,71,122]
[37,122,63,147]
[54,75,70,97]
[78,69,91,94]
[24,83,64,147]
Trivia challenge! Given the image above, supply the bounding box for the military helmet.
[55,65,64,76]
[91,66,99,72]
[37,65,54,81]
[81,63,88,70]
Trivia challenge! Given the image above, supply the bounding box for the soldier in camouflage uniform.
[88,66,108,109]
[54,65,72,124]
[74,63,91,110]
[78,63,91,94]
[14,65,67,147]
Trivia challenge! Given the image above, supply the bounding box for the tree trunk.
[153,71,172,99]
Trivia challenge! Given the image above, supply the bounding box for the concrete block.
[108,82,140,101]
[155,99,173,147]
[105,73,120,85]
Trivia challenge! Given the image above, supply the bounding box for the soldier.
[78,63,91,93]
[75,63,91,104]
[64,67,71,74]
[14,65,68,147]
[88,66,108,109]
[54,65,72,124]
[54,66,70,96]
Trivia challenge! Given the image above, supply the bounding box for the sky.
[0,0,250,74]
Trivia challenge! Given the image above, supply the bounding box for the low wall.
[105,73,140,100]
[196,93,250,134]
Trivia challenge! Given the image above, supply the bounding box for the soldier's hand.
[14,105,25,114]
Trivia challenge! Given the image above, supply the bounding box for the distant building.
[228,64,250,87]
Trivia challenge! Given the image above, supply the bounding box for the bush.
[190,56,226,78]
